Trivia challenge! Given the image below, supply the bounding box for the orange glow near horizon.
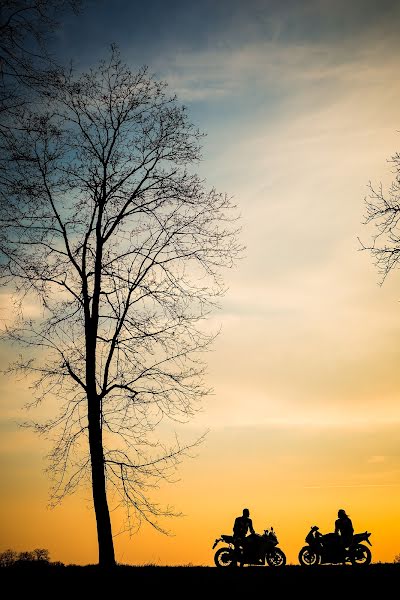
[1,419,400,565]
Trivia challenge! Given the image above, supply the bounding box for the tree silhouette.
[1,1,81,257]
[360,142,400,282]
[0,1,80,112]
[0,548,50,566]
[0,549,18,567]
[0,46,241,567]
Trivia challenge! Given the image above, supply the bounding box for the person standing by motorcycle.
[335,509,354,549]
[233,508,255,558]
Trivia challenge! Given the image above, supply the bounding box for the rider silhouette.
[334,509,354,550]
[233,508,255,556]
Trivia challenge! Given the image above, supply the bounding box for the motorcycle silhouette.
[299,525,372,566]
[212,527,286,567]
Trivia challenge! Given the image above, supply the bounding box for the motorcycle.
[212,527,286,567]
[298,525,372,566]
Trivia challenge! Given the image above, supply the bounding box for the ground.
[1,563,398,597]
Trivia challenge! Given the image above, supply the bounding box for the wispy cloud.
[304,483,399,488]
[155,36,400,102]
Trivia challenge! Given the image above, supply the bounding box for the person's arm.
[233,518,236,534]
[334,519,340,534]
[233,517,239,535]
[249,518,255,534]
[348,519,354,535]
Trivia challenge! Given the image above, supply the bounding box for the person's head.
[338,509,347,518]
[243,508,250,518]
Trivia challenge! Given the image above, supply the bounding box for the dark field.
[1,563,399,596]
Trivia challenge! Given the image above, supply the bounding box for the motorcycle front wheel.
[266,548,286,567]
[350,544,372,566]
[298,546,321,566]
[214,547,236,568]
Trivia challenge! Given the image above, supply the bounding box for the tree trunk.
[87,390,116,567]
[85,203,115,567]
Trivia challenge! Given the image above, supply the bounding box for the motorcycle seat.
[221,534,234,543]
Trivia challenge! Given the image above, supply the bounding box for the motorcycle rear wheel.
[214,547,236,568]
[350,544,372,566]
[266,548,286,567]
[298,546,321,566]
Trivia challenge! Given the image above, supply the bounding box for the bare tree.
[1,1,81,243]
[0,547,50,565]
[33,548,50,562]
[360,143,400,282]
[0,1,80,76]
[0,549,19,567]
[0,46,241,567]
[0,1,80,110]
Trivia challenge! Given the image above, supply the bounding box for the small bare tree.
[0,549,18,567]
[0,46,241,567]
[360,143,400,282]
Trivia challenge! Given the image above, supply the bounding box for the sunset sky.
[1,0,400,566]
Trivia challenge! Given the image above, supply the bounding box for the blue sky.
[5,0,400,427]
[3,0,400,429]
[56,1,400,59]
[38,0,400,453]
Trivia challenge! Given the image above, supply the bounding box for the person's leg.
[233,537,244,562]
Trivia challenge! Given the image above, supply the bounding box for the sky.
[1,0,400,566]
